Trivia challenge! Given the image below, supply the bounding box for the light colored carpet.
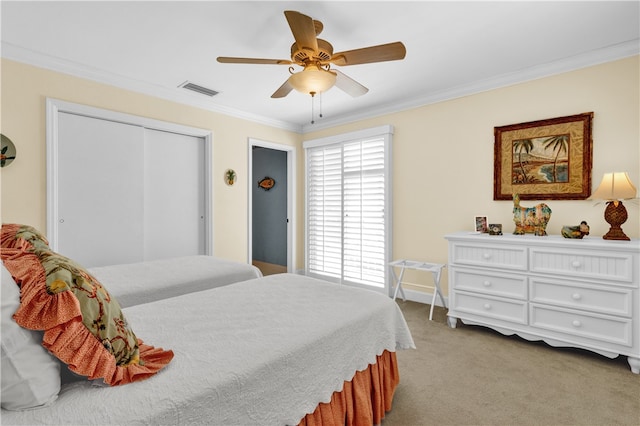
[383,301,640,425]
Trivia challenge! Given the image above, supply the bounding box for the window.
[304,125,393,293]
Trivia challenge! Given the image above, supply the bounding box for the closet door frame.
[45,97,213,255]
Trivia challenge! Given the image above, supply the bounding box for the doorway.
[248,139,295,275]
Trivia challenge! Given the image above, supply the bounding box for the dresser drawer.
[452,291,527,324]
[446,232,640,373]
[530,247,635,283]
[450,241,527,271]
[530,304,632,347]
[530,278,633,317]
[451,268,527,300]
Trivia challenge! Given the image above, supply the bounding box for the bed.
[87,255,263,307]
[1,224,415,424]
[2,273,414,425]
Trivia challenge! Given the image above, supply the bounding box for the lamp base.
[602,201,630,241]
[603,227,630,241]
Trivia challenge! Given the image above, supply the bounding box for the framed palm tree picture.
[493,112,593,200]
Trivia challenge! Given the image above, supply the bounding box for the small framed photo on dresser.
[474,216,488,233]
[489,224,503,235]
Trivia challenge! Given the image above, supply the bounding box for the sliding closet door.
[143,129,206,260]
[50,99,212,268]
[57,112,145,266]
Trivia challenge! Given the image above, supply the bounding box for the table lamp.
[591,172,637,240]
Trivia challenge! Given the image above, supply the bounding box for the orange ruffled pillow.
[0,224,173,386]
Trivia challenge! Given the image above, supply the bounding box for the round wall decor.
[1,134,17,167]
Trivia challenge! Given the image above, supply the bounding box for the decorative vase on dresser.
[445,232,640,374]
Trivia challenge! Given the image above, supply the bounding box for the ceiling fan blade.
[334,70,368,97]
[331,41,406,66]
[284,10,318,54]
[271,78,294,98]
[217,57,292,65]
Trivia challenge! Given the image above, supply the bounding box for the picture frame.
[493,112,593,200]
[488,224,503,235]
[474,216,488,233]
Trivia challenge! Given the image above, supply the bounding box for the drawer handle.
[571,260,582,268]
[482,253,492,260]
[483,281,491,287]
[571,293,582,301]
[572,320,582,328]
[483,303,492,310]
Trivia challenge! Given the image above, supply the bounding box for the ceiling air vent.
[179,81,219,97]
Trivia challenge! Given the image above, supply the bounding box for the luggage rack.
[389,260,447,320]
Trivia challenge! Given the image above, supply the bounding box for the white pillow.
[1,263,61,411]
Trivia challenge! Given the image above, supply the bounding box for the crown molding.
[1,41,303,133]
[301,40,640,133]
[3,39,637,135]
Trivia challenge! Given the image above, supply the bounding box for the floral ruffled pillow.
[0,223,174,386]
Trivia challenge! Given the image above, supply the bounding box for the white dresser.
[445,232,640,373]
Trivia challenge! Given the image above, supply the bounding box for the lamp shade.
[289,67,336,95]
[591,172,637,201]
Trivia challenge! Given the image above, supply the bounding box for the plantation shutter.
[307,145,343,279]
[304,125,392,292]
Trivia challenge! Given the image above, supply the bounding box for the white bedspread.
[88,255,262,307]
[1,274,414,425]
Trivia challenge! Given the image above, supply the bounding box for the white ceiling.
[2,1,639,133]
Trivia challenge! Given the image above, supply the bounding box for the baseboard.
[397,287,449,307]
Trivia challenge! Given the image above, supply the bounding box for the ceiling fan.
[217,10,406,99]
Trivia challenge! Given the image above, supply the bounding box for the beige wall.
[305,56,639,293]
[2,56,639,293]
[0,59,303,265]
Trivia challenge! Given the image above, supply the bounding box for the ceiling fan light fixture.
[289,66,336,95]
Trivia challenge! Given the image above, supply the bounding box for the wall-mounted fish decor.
[258,176,275,191]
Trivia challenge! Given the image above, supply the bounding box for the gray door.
[252,146,287,267]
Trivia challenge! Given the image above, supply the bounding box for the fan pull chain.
[310,92,316,124]
[309,92,324,124]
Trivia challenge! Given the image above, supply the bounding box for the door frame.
[247,138,296,273]
[45,97,214,254]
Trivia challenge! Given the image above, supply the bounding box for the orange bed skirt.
[298,350,399,426]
